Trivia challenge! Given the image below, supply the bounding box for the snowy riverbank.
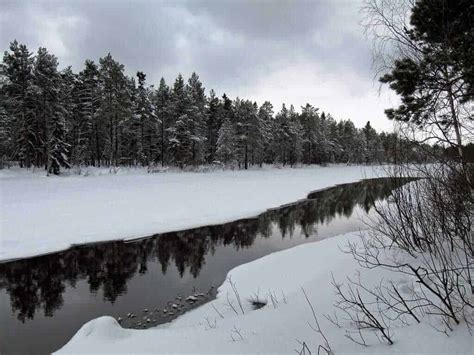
[1,165,388,262]
[57,231,471,354]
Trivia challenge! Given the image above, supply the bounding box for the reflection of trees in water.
[0,178,410,322]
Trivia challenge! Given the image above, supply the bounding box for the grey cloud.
[184,0,331,39]
[0,0,390,130]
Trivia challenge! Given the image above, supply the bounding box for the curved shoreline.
[1,165,391,263]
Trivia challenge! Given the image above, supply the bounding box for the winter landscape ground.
[57,231,471,354]
[1,164,387,262]
[3,165,470,354]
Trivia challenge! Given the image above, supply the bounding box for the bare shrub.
[335,163,472,339]
[330,274,394,346]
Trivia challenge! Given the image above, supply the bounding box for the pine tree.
[380,0,472,182]
[187,72,207,165]
[312,111,331,164]
[257,101,274,165]
[134,71,154,166]
[154,78,170,166]
[168,74,192,167]
[247,101,268,166]
[300,104,319,164]
[362,121,380,163]
[272,104,291,165]
[1,41,35,167]
[205,89,222,163]
[33,47,63,170]
[76,60,101,166]
[339,120,358,164]
[59,67,76,164]
[0,103,13,165]
[48,109,71,174]
[234,98,257,169]
[216,116,236,165]
[287,105,304,166]
[97,53,132,165]
[326,114,341,163]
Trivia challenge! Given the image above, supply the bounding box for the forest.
[0,41,428,174]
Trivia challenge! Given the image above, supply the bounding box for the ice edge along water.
[2,165,388,262]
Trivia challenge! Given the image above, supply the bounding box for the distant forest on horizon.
[0,40,439,174]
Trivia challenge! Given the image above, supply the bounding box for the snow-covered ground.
[1,165,388,262]
[57,231,471,354]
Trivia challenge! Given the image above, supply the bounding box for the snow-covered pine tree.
[168,74,193,167]
[0,103,13,166]
[1,41,36,167]
[187,72,207,165]
[362,121,383,163]
[325,114,341,163]
[300,104,319,164]
[154,77,171,166]
[32,47,63,170]
[48,106,71,175]
[338,120,357,164]
[257,101,274,165]
[271,104,292,165]
[216,116,236,165]
[134,71,154,166]
[205,89,222,164]
[59,67,76,165]
[247,101,267,166]
[354,129,367,164]
[75,60,101,166]
[97,53,132,166]
[234,98,257,169]
[313,111,332,164]
[288,105,304,166]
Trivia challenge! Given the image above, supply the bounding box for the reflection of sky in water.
[0,178,412,355]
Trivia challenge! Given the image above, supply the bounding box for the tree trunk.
[445,71,472,189]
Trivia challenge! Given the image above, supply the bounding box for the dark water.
[0,177,411,354]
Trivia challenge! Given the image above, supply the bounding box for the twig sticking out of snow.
[230,325,244,342]
[301,287,334,355]
[226,276,245,315]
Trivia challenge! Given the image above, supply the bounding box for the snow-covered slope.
[1,165,387,262]
[57,232,471,354]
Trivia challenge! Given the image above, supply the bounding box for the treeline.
[1,40,422,174]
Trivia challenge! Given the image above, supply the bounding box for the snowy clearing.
[1,165,389,262]
[57,231,471,354]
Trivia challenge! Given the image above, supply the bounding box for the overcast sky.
[0,0,398,131]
